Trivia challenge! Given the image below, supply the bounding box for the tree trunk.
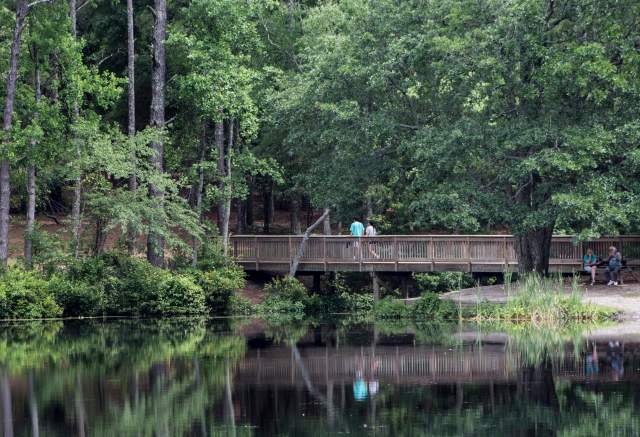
[215,118,225,232]
[221,119,234,254]
[514,226,553,275]
[290,196,301,234]
[0,0,29,268]
[69,0,84,258]
[366,197,373,221]
[191,125,206,268]
[289,208,330,277]
[126,0,137,255]
[262,183,273,234]
[25,54,40,269]
[146,0,167,267]
[236,199,245,233]
[245,178,254,227]
[93,217,106,255]
[323,210,331,235]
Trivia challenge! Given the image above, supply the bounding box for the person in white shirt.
[365,221,379,258]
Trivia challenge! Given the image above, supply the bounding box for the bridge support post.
[312,273,322,293]
[371,272,380,302]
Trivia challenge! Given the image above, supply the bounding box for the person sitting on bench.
[605,246,622,286]
[583,247,598,286]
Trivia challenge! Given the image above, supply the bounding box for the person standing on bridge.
[350,218,365,259]
[365,221,379,258]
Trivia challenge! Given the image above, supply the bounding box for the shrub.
[257,294,306,321]
[49,276,103,317]
[264,276,308,301]
[189,266,245,315]
[141,275,206,316]
[0,268,62,320]
[66,253,206,316]
[414,272,474,294]
[341,292,375,313]
[229,295,253,316]
[29,227,69,275]
[374,297,410,319]
[412,292,458,320]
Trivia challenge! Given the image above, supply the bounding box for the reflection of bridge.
[234,344,638,387]
[231,235,640,273]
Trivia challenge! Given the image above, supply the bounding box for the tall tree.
[147,0,167,267]
[0,0,52,268]
[69,0,83,258]
[24,49,41,269]
[126,0,137,255]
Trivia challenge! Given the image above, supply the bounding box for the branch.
[96,49,121,67]
[27,0,53,10]
[76,0,93,12]
[288,208,330,277]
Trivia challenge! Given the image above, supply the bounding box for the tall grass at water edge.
[471,274,615,322]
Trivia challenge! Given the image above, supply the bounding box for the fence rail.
[230,235,640,273]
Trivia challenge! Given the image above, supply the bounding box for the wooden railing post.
[393,237,398,272]
[254,236,259,270]
[323,236,327,272]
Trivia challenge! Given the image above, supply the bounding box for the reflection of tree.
[0,319,249,436]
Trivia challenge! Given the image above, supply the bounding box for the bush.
[140,274,206,316]
[374,297,410,319]
[229,295,253,316]
[264,276,308,301]
[189,266,245,315]
[66,253,206,316]
[29,227,69,275]
[0,268,62,320]
[257,294,306,320]
[340,292,375,313]
[49,276,103,317]
[412,292,458,320]
[414,272,474,294]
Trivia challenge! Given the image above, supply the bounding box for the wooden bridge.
[230,235,640,273]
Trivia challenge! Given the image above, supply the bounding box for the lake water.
[0,318,639,436]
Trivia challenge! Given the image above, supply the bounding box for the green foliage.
[29,227,69,275]
[374,297,410,319]
[412,292,458,320]
[468,275,615,322]
[414,272,474,294]
[229,294,253,316]
[256,294,306,321]
[188,266,245,315]
[264,276,308,301]
[48,275,103,317]
[0,268,62,320]
[66,253,206,316]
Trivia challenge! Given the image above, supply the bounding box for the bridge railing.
[230,235,640,272]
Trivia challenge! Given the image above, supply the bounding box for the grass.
[467,274,616,323]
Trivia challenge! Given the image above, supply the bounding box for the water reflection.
[0,319,638,435]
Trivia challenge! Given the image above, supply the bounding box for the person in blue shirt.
[583,247,598,286]
[350,219,364,237]
[350,219,364,259]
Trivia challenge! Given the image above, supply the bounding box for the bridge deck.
[230,235,640,273]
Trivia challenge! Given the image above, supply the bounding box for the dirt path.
[442,282,640,321]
